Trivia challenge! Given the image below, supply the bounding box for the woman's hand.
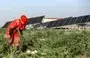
[4,35,10,39]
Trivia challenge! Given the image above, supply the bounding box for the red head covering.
[20,15,28,24]
[19,15,28,30]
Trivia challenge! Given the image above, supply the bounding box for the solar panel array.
[2,16,45,28]
[27,16,45,24]
[41,15,90,28]
[2,15,90,28]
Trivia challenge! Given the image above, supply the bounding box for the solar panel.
[87,16,90,22]
[27,16,45,24]
[2,21,12,28]
[63,18,71,25]
[46,19,65,27]
[41,15,90,28]
[75,17,82,23]
[57,20,65,26]
[41,22,49,28]
[69,18,76,24]
[81,15,89,22]
[2,16,45,28]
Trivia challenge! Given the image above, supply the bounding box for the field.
[0,28,90,58]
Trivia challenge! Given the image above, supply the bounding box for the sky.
[0,0,90,27]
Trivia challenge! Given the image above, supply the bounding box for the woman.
[4,15,28,47]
